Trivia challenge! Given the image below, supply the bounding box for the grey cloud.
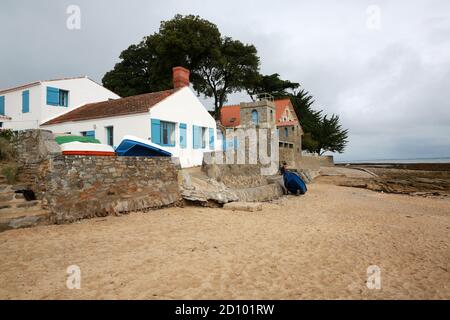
[0,0,449,161]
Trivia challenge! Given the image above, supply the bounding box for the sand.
[0,183,449,299]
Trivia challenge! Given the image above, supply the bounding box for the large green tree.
[313,114,349,155]
[102,14,259,119]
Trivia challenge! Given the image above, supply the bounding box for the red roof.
[220,98,299,127]
[220,104,241,127]
[42,89,179,126]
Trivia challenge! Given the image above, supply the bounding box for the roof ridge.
[0,76,89,94]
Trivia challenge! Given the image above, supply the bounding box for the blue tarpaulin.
[283,171,307,195]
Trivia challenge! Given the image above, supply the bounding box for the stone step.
[0,200,40,213]
[223,202,263,212]
[0,208,52,233]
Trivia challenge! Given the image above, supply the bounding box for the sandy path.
[0,183,449,299]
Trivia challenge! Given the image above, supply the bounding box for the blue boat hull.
[115,139,172,157]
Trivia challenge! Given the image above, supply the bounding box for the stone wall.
[11,130,61,198]
[45,155,181,223]
[11,130,182,224]
[278,124,302,167]
[202,151,273,188]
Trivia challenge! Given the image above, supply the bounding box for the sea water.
[335,157,450,164]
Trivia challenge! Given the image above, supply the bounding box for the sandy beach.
[0,181,449,300]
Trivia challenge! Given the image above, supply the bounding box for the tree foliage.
[102,14,259,119]
[102,14,349,153]
[246,73,299,101]
[290,89,348,155]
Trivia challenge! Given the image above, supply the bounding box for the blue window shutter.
[86,131,95,139]
[179,123,187,148]
[151,119,161,144]
[193,125,199,149]
[0,96,4,115]
[46,87,59,105]
[22,90,30,113]
[209,128,214,149]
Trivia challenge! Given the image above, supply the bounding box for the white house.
[0,76,120,130]
[41,67,218,168]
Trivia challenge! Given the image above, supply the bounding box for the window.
[209,128,215,149]
[251,109,259,125]
[161,121,175,146]
[59,90,69,107]
[0,96,4,115]
[22,90,29,113]
[192,125,208,149]
[285,127,289,137]
[47,87,69,107]
[270,110,274,121]
[0,122,3,128]
[81,131,95,139]
[201,127,206,148]
[151,119,175,146]
[179,123,187,148]
[105,126,114,146]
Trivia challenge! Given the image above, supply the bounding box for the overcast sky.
[1,0,449,161]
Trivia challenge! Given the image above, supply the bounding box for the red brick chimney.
[172,66,190,89]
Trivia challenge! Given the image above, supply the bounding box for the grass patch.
[1,164,17,184]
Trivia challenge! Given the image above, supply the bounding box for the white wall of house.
[150,87,217,167]
[0,85,41,130]
[0,77,119,130]
[42,112,149,146]
[42,87,218,168]
[39,78,120,124]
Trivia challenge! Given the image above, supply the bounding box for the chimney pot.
[172,66,190,89]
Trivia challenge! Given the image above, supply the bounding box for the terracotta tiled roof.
[221,98,300,128]
[220,105,241,127]
[42,89,179,126]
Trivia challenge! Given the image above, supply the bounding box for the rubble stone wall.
[202,152,275,188]
[11,129,61,197]
[45,155,181,223]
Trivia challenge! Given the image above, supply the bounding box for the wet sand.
[0,183,449,299]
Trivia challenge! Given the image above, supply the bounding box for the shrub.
[0,129,14,141]
[1,164,17,184]
[0,137,15,161]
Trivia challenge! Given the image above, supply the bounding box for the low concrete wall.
[45,155,181,223]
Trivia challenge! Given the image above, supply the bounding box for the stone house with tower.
[220,96,303,168]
